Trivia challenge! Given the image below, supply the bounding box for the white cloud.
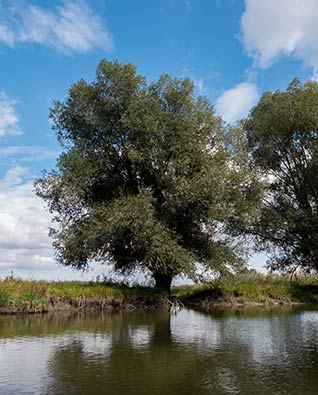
[0,92,21,137]
[0,0,114,54]
[193,77,205,94]
[0,166,118,280]
[215,82,259,124]
[0,23,15,46]
[0,166,55,273]
[241,0,318,74]
[0,145,60,162]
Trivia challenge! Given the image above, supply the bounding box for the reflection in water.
[128,326,153,349]
[0,307,317,395]
[171,309,221,348]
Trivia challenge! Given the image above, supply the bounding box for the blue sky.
[0,0,317,281]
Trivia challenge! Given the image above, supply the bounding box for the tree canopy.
[36,60,261,291]
[244,78,318,274]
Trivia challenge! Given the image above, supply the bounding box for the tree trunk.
[153,272,172,295]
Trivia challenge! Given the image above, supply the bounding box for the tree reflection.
[39,308,318,395]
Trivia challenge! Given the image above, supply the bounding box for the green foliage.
[244,78,318,274]
[35,60,262,290]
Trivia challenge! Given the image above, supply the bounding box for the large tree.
[36,60,261,292]
[244,78,318,274]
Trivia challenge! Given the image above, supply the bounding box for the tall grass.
[0,273,318,313]
[0,278,165,312]
[173,273,318,304]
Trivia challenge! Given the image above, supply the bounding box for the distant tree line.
[35,60,318,292]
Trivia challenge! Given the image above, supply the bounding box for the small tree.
[36,60,261,292]
[244,78,318,274]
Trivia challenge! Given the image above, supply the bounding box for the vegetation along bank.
[0,274,318,314]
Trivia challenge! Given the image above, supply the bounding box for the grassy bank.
[175,273,318,307]
[0,279,166,313]
[0,274,318,313]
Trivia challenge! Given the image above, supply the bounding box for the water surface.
[0,306,317,395]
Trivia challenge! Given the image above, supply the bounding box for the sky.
[0,0,318,281]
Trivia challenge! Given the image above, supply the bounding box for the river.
[0,306,317,394]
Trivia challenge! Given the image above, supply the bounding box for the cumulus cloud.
[241,0,318,74]
[215,82,259,124]
[0,92,21,137]
[0,166,118,279]
[0,166,56,273]
[0,0,114,54]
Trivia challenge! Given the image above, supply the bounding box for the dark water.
[0,307,317,395]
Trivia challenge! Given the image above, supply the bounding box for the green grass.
[173,273,318,305]
[0,279,165,312]
[0,274,318,313]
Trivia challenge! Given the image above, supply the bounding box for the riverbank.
[0,274,318,314]
[174,273,318,308]
[0,279,166,314]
